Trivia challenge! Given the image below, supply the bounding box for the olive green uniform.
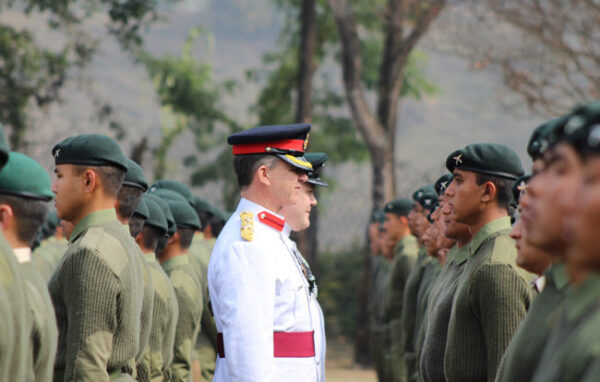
[142,253,179,382]
[419,245,468,382]
[531,273,600,382]
[19,258,59,382]
[370,255,391,382]
[385,235,419,382]
[402,246,431,382]
[495,261,570,382]
[0,234,32,382]
[161,254,204,382]
[32,236,68,281]
[444,217,534,382]
[189,234,218,382]
[49,209,145,381]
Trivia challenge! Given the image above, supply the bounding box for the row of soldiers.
[0,130,229,381]
[368,100,600,382]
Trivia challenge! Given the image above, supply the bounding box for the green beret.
[145,193,175,236]
[123,158,148,191]
[166,199,201,230]
[383,198,413,216]
[0,124,9,169]
[426,203,439,223]
[528,116,569,160]
[446,143,524,180]
[412,185,434,202]
[133,197,150,220]
[554,101,600,156]
[512,174,531,205]
[142,195,168,234]
[150,180,194,205]
[150,188,188,204]
[52,134,128,171]
[371,210,385,224]
[305,152,328,187]
[434,173,454,196]
[412,185,437,210]
[0,152,53,201]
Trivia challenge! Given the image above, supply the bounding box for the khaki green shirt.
[32,236,68,281]
[402,247,431,353]
[49,209,145,381]
[532,273,600,382]
[161,254,203,382]
[444,217,534,382]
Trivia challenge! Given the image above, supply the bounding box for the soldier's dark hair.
[210,218,225,237]
[194,210,211,230]
[138,224,164,252]
[0,195,48,246]
[475,173,514,211]
[128,214,145,238]
[156,235,169,255]
[116,185,144,220]
[177,227,195,249]
[73,165,125,197]
[233,154,280,188]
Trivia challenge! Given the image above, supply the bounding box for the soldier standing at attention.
[0,152,58,382]
[49,134,145,381]
[155,197,203,382]
[32,212,69,281]
[442,143,534,382]
[134,195,179,381]
[208,124,324,381]
[381,197,418,382]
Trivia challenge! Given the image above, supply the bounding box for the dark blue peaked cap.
[228,124,312,171]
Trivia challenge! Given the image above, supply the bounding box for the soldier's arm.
[170,269,203,382]
[62,249,121,381]
[474,263,532,382]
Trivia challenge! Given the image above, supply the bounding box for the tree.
[437,0,600,116]
[0,0,177,150]
[330,0,446,210]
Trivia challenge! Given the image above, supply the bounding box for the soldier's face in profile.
[268,160,309,209]
[510,217,551,275]
[523,143,582,255]
[446,169,481,227]
[407,204,421,236]
[423,223,438,256]
[383,212,404,242]
[52,164,86,222]
[441,180,471,242]
[569,156,600,276]
[280,181,316,232]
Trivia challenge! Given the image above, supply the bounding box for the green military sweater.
[495,261,570,382]
[161,254,203,382]
[402,247,432,373]
[419,245,468,382]
[0,234,32,382]
[142,253,179,382]
[532,273,600,382]
[32,236,68,281]
[19,258,59,382]
[49,209,145,381]
[370,255,392,382]
[410,259,441,382]
[444,217,534,382]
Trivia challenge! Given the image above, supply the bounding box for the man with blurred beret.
[32,211,69,281]
[380,198,418,382]
[527,115,570,175]
[49,134,145,381]
[115,157,156,381]
[0,152,58,382]
[134,195,179,381]
[208,124,325,381]
[155,197,203,382]
[528,101,600,381]
[442,143,534,382]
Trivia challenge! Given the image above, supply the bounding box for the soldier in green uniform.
[49,134,145,381]
[401,186,437,382]
[442,143,534,382]
[115,158,156,381]
[0,152,58,382]
[419,174,473,382]
[381,198,418,382]
[134,195,180,381]
[156,197,204,382]
[32,212,68,281]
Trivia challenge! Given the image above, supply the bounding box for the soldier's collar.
[70,208,119,243]
[469,216,512,256]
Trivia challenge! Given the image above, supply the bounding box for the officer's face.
[269,160,309,209]
[446,169,482,227]
[523,144,582,254]
[383,212,405,242]
[52,164,86,222]
[280,181,316,231]
[569,156,600,276]
[510,218,551,275]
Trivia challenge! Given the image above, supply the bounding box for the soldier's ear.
[82,169,98,194]
[0,203,14,228]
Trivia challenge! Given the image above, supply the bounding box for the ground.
[326,338,377,382]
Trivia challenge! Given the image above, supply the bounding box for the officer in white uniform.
[208,124,326,381]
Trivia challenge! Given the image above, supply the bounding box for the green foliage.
[317,244,364,339]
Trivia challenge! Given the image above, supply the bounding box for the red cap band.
[232,139,305,155]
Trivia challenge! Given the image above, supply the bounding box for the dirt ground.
[325,338,377,382]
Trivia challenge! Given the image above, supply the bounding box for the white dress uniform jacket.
[208,198,325,382]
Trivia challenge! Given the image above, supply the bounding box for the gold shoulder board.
[240,211,254,241]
